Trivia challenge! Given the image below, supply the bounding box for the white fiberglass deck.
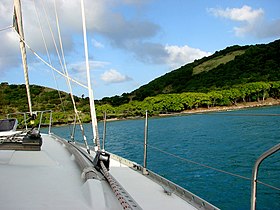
[109,163,195,209]
[0,133,201,209]
[0,134,120,210]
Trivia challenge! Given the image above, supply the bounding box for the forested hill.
[1,39,280,124]
[101,39,280,106]
[0,84,92,122]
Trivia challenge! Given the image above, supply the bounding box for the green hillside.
[101,39,279,105]
[1,39,280,124]
[192,49,245,75]
[0,83,91,125]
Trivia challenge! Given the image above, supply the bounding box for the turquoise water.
[46,106,280,209]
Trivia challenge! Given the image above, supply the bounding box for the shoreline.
[46,98,280,126]
[105,98,280,121]
[160,98,280,117]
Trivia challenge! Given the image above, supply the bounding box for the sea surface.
[46,106,280,209]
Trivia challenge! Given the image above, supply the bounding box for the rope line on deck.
[100,161,133,210]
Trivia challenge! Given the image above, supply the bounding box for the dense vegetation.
[96,81,280,116]
[100,39,280,105]
[0,83,90,125]
[0,39,280,125]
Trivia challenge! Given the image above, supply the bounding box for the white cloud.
[101,69,132,84]
[69,60,109,73]
[165,45,212,68]
[123,41,211,68]
[92,39,104,48]
[0,0,160,72]
[208,5,280,38]
[209,5,263,23]
[0,0,216,77]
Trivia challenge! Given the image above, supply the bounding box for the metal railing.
[7,110,52,133]
[251,143,280,210]
[101,110,279,209]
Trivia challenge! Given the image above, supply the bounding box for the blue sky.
[0,0,279,99]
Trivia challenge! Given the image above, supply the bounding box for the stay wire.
[33,0,68,122]
[148,144,280,191]
[257,180,280,191]
[49,0,90,152]
[148,144,251,180]
[0,25,13,32]
[118,137,279,191]
[11,13,89,150]
[40,0,65,75]
[12,27,87,88]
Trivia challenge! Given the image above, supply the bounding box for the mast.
[14,0,33,115]
[81,0,100,149]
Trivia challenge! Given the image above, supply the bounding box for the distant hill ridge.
[1,39,280,122]
[100,39,279,106]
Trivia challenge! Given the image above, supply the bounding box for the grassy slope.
[192,50,245,75]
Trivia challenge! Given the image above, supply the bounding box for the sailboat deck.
[0,134,121,210]
[0,133,213,209]
[110,166,195,209]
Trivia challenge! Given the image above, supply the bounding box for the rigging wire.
[10,1,87,87]
[11,28,87,88]
[11,5,90,150]
[33,0,68,124]
[147,144,252,181]
[257,180,280,191]
[148,144,280,191]
[114,136,280,192]
[40,0,65,76]
[35,0,90,152]
[0,25,13,32]
[52,0,90,153]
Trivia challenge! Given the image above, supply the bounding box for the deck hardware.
[93,150,110,171]
[162,186,173,195]
[143,110,148,175]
